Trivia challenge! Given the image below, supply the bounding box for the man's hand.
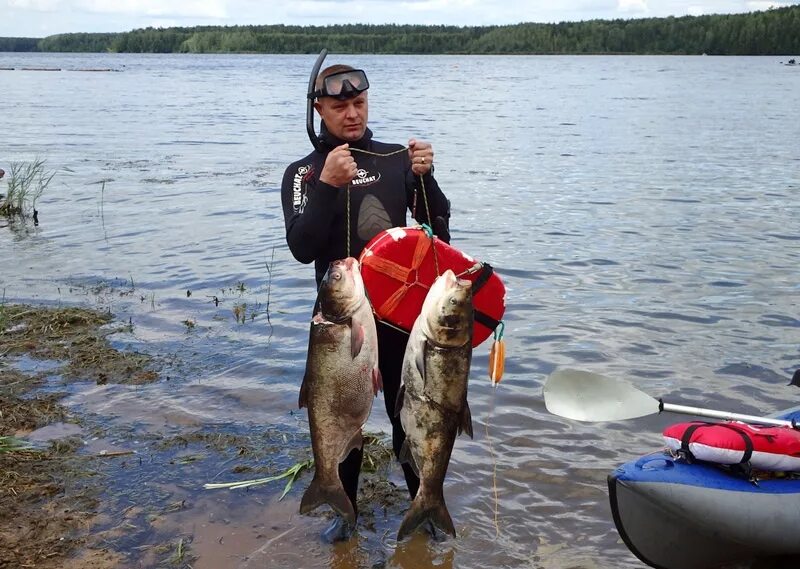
[319,144,357,187]
[408,139,433,176]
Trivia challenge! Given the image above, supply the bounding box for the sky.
[1,0,796,38]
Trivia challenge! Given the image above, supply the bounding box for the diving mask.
[310,69,369,100]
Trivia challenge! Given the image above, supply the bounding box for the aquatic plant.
[0,158,56,219]
[203,433,393,496]
[0,304,156,385]
[166,537,188,565]
[204,458,314,499]
[0,290,7,331]
[232,302,247,323]
[0,436,34,453]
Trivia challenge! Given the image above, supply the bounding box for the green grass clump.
[0,436,34,453]
[204,458,314,499]
[0,158,56,218]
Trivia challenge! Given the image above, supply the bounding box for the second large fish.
[299,257,382,524]
[396,269,474,540]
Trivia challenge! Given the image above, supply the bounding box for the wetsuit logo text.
[293,165,310,213]
[351,168,381,188]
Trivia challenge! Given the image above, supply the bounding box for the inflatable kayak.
[359,226,505,347]
[608,407,800,569]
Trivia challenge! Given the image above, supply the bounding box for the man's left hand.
[408,139,433,176]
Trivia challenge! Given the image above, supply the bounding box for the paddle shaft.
[660,401,798,429]
[543,369,800,428]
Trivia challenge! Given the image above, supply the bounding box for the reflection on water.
[2,52,799,568]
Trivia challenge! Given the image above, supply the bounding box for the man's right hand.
[319,144,357,187]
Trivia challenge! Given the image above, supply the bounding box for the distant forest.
[1,6,799,55]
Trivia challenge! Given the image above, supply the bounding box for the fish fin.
[415,341,427,381]
[340,429,363,462]
[397,493,455,541]
[350,320,365,359]
[299,375,310,409]
[372,367,383,396]
[398,439,419,477]
[458,400,474,439]
[394,383,406,418]
[790,369,800,388]
[299,476,356,525]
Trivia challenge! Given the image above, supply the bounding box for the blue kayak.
[608,407,800,569]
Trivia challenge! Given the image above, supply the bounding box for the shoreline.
[0,302,401,568]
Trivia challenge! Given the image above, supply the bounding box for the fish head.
[318,257,367,319]
[421,269,473,347]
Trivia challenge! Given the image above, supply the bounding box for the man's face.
[314,91,369,142]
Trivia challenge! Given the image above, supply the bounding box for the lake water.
[1,52,799,568]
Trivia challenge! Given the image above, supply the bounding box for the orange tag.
[489,338,505,385]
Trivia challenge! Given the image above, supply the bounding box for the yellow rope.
[349,147,407,158]
[377,318,410,336]
[346,184,351,257]
[485,391,500,539]
[347,147,406,257]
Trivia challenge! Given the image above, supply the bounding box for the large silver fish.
[396,269,473,540]
[299,257,382,524]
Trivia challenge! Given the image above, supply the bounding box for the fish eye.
[449,297,458,305]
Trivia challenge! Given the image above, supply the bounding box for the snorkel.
[306,48,328,152]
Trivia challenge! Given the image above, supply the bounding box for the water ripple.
[2,52,798,569]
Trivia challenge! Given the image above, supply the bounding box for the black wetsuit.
[281,123,450,515]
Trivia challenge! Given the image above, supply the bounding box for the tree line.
[1,6,798,55]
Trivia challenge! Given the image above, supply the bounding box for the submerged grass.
[164,536,196,567]
[0,303,163,568]
[0,392,67,432]
[0,301,404,566]
[0,449,99,568]
[0,304,158,385]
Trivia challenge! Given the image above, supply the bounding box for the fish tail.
[299,476,356,524]
[397,491,455,541]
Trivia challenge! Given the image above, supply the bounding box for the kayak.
[608,407,800,569]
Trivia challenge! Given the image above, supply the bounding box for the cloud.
[8,0,62,11]
[746,1,792,10]
[147,19,180,29]
[618,0,647,13]
[2,0,796,37]
[74,0,228,19]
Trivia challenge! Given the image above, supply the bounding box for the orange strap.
[410,233,432,273]
[378,284,411,317]
[363,232,433,316]
[362,255,410,282]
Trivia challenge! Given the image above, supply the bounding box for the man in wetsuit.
[280,64,451,541]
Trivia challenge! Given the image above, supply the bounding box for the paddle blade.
[543,369,660,422]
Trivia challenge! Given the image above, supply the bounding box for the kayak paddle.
[543,369,798,429]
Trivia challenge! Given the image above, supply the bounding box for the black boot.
[321,516,355,543]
